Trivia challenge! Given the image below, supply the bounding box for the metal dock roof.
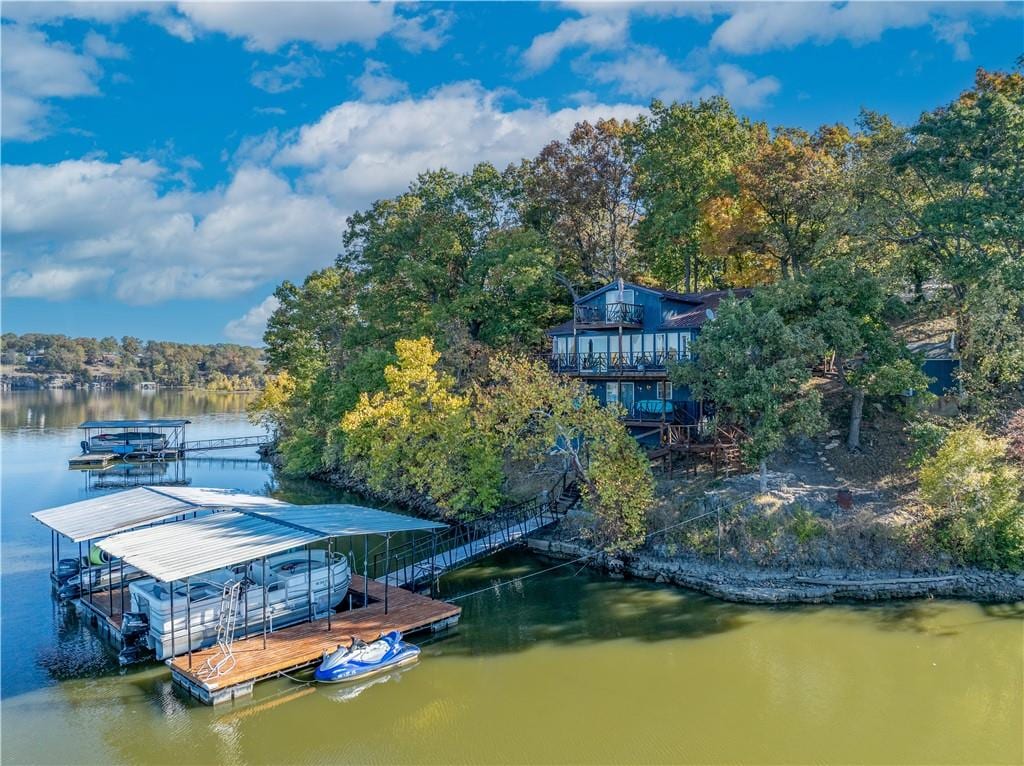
[31,486,287,543]
[96,501,447,581]
[248,504,444,536]
[99,511,321,582]
[79,419,191,429]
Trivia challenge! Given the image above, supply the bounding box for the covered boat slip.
[33,485,456,704]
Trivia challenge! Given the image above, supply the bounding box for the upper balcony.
[574,302,644,329]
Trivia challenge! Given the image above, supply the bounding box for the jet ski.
[313,631,420,683]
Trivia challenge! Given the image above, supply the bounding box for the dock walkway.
[378,506,562,588]
[169,575,460,705]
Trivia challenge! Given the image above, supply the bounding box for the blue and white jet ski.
[313,631,420,683]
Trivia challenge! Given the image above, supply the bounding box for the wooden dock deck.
[168,575,460,705]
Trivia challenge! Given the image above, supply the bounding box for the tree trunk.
[759,458,768,493]
[848,388,865,451]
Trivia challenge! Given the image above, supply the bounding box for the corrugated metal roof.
[79,419,191,429]
[98,504,445,581]
[248,504,445,536]
[99,512,321,582]
[153,486,291,509]
[32,488,199,543]
[32,486,290,543]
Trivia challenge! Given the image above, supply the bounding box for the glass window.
[605,382,618,405]
[658,382,673,400]
[619,382,634,414]
[606,288,635,304]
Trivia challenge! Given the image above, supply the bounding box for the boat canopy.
[79,419,191,429]
[32,486,289,543]
[98,503,446,582]
[99,511,321,582]
[248,504,445,537]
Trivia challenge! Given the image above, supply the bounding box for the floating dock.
[169,575,460,705]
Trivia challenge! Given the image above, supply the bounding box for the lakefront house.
[545,279,750,442]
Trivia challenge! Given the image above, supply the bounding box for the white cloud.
[590,46,696,102]
[3,83,643,305]
[1,23,102,140]
[273,81,644,208]
[353,59,408,102]
[1,159,343,304]
[224,295,280,344]
[83,31,129,59]
[521,12,629,72]
[714,63,780,108]
[250,47,322,93]
[391,9,455,53]
[707,2,1018,57]
[931,18,974,61]
[4,266,114,299]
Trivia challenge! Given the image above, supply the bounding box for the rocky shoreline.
[262,446,1024,605]
[527,537,1024,604]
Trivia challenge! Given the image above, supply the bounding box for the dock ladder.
[196,579,243,680]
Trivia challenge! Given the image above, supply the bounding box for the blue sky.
[2,2,1021,345]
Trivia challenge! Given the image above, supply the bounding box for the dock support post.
[170,580,176,658]
[51,531,55,575]
[326,538,332,632]
[120,559,125,615]
[384,533,390,615]
[430,531,438,599]
[262,557,268,649]
[363,536,368,608]
[55,534,60,576]
[307,546,313,623]
[186,577,192,669]
[108,556,113,615]
[243,563,250,639]
[86,539,93,605]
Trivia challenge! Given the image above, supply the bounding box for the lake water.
[1,389,1022,765]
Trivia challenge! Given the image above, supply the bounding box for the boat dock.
[70,420,272,468]
[169,575,459,705]
[33,487,456,706]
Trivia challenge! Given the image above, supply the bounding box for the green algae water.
[2,390,1022,765]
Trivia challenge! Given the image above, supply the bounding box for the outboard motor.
[80,440,91,454]
[118,612,152,665]
[57,575,82,601]
[55,558,81,584]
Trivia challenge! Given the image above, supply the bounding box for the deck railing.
[544,350,688,375]
[574,302,644,326]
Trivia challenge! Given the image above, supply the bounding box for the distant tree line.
[1,333,265,390]
[251,65,1023,558]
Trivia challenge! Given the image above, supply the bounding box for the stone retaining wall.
[527,538,1024,604]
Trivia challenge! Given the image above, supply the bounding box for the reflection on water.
[1,390,1022,765]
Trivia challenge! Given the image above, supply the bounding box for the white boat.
[128,549,351,660]
[87,431,168,454]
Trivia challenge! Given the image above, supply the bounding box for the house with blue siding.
[546,279,750,441]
